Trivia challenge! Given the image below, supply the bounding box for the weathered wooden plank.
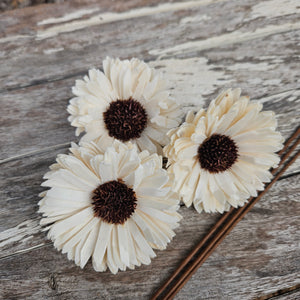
[0,78,77,161]
[175,174,300,299]
[0,144,216,259]
[0,173,299,299]
[1,0,299,299]
[0,0,299,90]
[1,59,299,161]
[0,0,171,37]
[0,140,298,261]
[0,148,68,258]
[257,284,300,300]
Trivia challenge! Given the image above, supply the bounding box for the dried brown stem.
[152,126,300,300]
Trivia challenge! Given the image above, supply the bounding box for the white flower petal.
[48,207,93,240]
[93,221,113,268]
[79,219,100,268]
[128,219,155,260]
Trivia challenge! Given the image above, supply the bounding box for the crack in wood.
[0,142,72,165]
[0,71,87,94]
[256,283,300,299]
[48,273,58,290]
[0,243,51,261]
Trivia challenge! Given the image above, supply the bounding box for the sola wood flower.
[67,57,181,154]
[38,141,181,274]
[164,89,284,213]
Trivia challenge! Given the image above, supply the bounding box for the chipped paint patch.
[0,34,31,44]
[256,89,300,104]
[250,0,300,20]
[150,22,300,57]
[0,219,41,249]
[262,79,282,86]
[37,8,101,26]
[43,47,64,55]
[227,62,275,71]
[36,0,226,40]
[180,14,211,24]
[150,57,232,108]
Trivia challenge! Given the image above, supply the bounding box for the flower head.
[39,141,181,274]
[164,89,284,213]
[68,57,181,154]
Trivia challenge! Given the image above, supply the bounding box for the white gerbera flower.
[67,57,181,154]
[39,141,181,274]
[164,89,284,213]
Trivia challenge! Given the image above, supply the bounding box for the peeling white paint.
[0,142,71,165]
[37,8,101,26]
[180,14,211,24]
[258,56,284,64]
[262,79,282,86]
[36,0,225,40]
[247,78,263,85]
[0,34,31,44]
[150,57,232,107]
[0,219,41,248]
[150,22,300,57]
[43,47,64,55]
[256,89,300,104]
[227,62,275,72]
[250,0,300,20]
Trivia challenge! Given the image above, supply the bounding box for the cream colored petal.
[107,227,124,274]
[135,210,171,249]
[138,205,180,225]
[131,212,155,245]
[54,216,92,251]
[225,109,258,137]
[144,125,166,145]
[138,169,169,189]
[132,67,152,99]
[79,218,101,268]
[137,195,176,210]
[42,169,93,191]
[98,161,117,183]
[137,185,170,198]
[93,221,113,271]
[124,223,139,266]
[120,68,132,100]
[110,226,125,271]
[117,224,130,267]
[118,160,139,179]
[128,219,156,259]
[64,218,96,263]
[48,207,94,240]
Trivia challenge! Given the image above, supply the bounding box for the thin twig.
[166,148,299,300]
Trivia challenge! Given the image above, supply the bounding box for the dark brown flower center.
[197,134,238,173]
[92,179,137,224]
[103,98,147,142]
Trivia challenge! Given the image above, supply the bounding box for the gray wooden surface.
[0,0,299,299]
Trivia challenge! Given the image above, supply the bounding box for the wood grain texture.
[0,175,299,299]
[0,0,299,299]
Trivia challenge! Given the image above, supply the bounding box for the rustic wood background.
[0,0,299,299]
